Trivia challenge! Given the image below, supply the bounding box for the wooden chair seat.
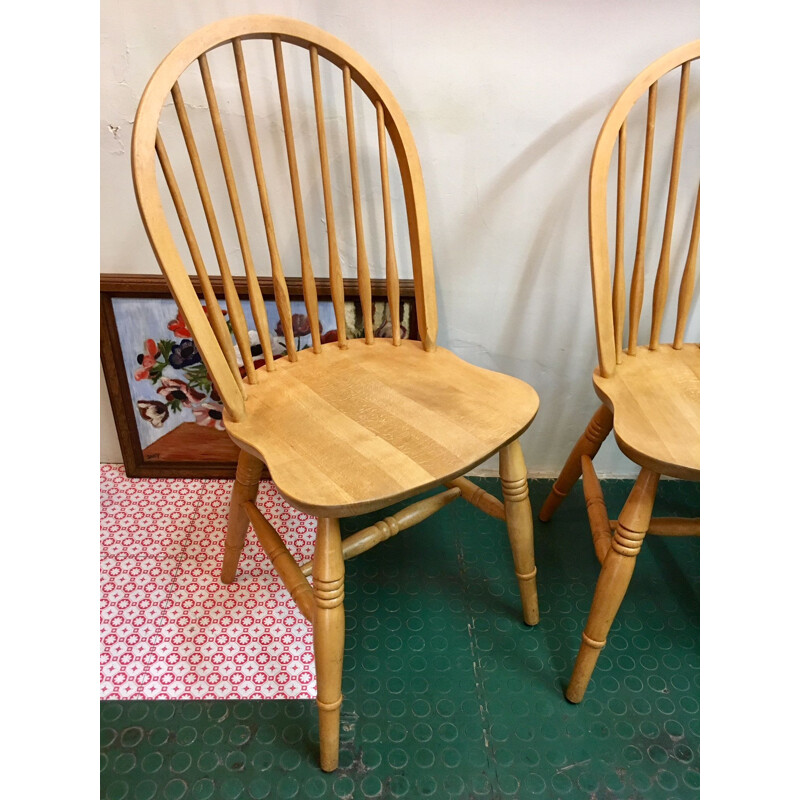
[592,344,699,481]
[225,338,540,516]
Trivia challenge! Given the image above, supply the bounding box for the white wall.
[100,0,699,476]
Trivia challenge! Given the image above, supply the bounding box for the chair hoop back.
[132,16,438,421]
[589,41,700,378]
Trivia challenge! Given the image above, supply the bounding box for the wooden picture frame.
[101,273,418,478]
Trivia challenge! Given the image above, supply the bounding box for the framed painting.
[101,274,418,478]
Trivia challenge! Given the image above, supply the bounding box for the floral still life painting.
[112,295,410,469]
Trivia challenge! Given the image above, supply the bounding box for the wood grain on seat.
[225,339,540,516]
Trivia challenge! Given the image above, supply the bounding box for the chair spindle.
[199,54,274,376]
[273,36,322,354]
[612,120,627,364]
[673,185,699,349]
[343,65,373,343]
[310,46,347,348]
[627,83,658,355]
[233,38,297,362]
[376,101,401,345]
[155,132,245,391]
[171,81,257,383]
[650,61,690,350]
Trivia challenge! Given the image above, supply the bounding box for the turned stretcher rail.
[445,476,506,520]
[299,488,461,576]
[610,517,699,536]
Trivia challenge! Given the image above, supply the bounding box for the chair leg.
[221,450,263,584]
[499,440,540,626]
[313,516,345,772]
[539,404,613,522]
[566,467,660,703]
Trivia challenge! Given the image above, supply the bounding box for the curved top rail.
[588,40,700,377]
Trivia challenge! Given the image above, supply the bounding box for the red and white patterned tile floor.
[100,464,316,701]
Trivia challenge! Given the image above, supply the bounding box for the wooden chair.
[538,42,700,703]
[131,16,540,771]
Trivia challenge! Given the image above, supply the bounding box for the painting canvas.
[101,274,416,477]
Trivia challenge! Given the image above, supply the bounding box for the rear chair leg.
[566,467,660,703]
[221,450,263,584]
[500,440,539,626]
[313,517,345,772]
[539,404,613,522]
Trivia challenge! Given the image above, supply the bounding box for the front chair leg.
[566,467,660,703]
[313,517,345,772]
[221,450,263,584]
[499,440,539,626]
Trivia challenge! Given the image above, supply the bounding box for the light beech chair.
[538,42,700,703]
[132,16,540,771]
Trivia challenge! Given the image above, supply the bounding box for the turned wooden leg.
[566,467,660,703]
[313,517,345,772]
[539,404,613,522]
[221,450,263,584]
[499,440,540,626]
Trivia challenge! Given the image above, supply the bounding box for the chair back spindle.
[377,101,402,346]
[170,80,258,384]
[273,36,322,355]
[673,186,700,350]
[310,46,348,349]
[343,65,374,344]
[132,16,437,420]
[154,132,246,390]
[589,41,699,379]
[233,37,298,363]
[627,83,658,355]
[612,120,627,364]
[649,61,691,351]
[199,52,275,375]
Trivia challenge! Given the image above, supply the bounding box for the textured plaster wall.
[100,0,699,476]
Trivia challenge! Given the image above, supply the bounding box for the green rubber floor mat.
[100,477,699,799]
